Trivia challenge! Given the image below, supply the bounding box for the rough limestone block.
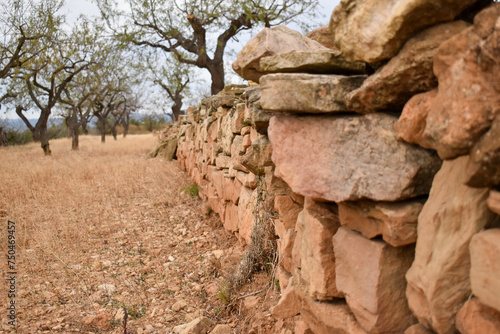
[260,73,366,113]
[260,50,366,75]
[406,156,496,334]
[332,227,416,333]
[456,298,500,334]
[268,114,441,202]
[232,25,327,82]
[470,229,500,312]
[395,5,500,159]
[338,199,424,247]
[347,21,468,114]
[329,0,479,63]
[298,198,342,300]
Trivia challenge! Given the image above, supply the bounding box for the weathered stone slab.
[268,114,441,202]
[242,86,276,135]
[238,187,257,244]
[406,156,496,334]
[260,50,367,75]
[404,324,435,334]
[305,25,336,49]
[470,229,500,313]
[338,199,424,247]
[297,285,368,334]
[260,73,366,113]
[274,195,302,237]
[298,198,342,300]
[332,227,416,333]
[270,283,300,319]
[465,117,500,188]
[232,26,326,82]
[239,137,273,176]
[329,0,479,63]
[456,298,500,334]
[487,190,500,216]
[395,5,500,159]
[347,21,468,114]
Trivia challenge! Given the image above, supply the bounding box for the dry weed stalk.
[218,176,278,310]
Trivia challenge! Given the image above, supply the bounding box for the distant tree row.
[0,0,320,155]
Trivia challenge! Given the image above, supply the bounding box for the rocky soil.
[0,135,285,334]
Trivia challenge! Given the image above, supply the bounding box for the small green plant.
[181,184,199,197]
[217,284,231,304]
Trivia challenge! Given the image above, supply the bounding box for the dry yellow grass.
[0,134,208,333]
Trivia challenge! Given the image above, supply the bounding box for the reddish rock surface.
[332,227,416,333]
[232,26,326,82]
[465,116,500,188]
[406,156,496,334]
[338,199,424,247]
[456,298,500,334]
[470,229,500,312]
[329,0,479,63]
[396,4,500,159]
[305,25,336,49]
[268,113,441,202]
[347,21,468,114]
[271,283,301,319]
[297,199,342,300]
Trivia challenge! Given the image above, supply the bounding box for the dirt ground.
[0,134,288,334]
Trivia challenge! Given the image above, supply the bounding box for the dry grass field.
[0,134,282,334]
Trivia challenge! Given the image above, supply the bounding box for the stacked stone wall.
[161,1,500,333]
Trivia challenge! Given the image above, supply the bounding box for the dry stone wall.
[159,1,500,333]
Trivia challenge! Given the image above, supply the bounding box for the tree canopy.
[97,0,320,94]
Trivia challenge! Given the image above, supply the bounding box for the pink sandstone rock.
[297,286,368,334]
[347,21,468,114]
[404,324,435,334]
[470,229,500,312]
[224,204,239,232]
[465,116,500,188]
[237,187,257,244]
[406,156,496,334]
[305,25,336,49]
[329,0,479,63]
[294,320,314,334]
[487,190,500,215]
[276,265,291,292]
[271,283,301,319]
[232,26,327,82]
[268,114,441,202]
[456,298,500,334]
[274,195,302,237]
[265,167,292,196]
[332,227,416,333]
[297,198,342,300]
[278,229,296,273]
[395,4,500,159]
[338,199,424,247]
